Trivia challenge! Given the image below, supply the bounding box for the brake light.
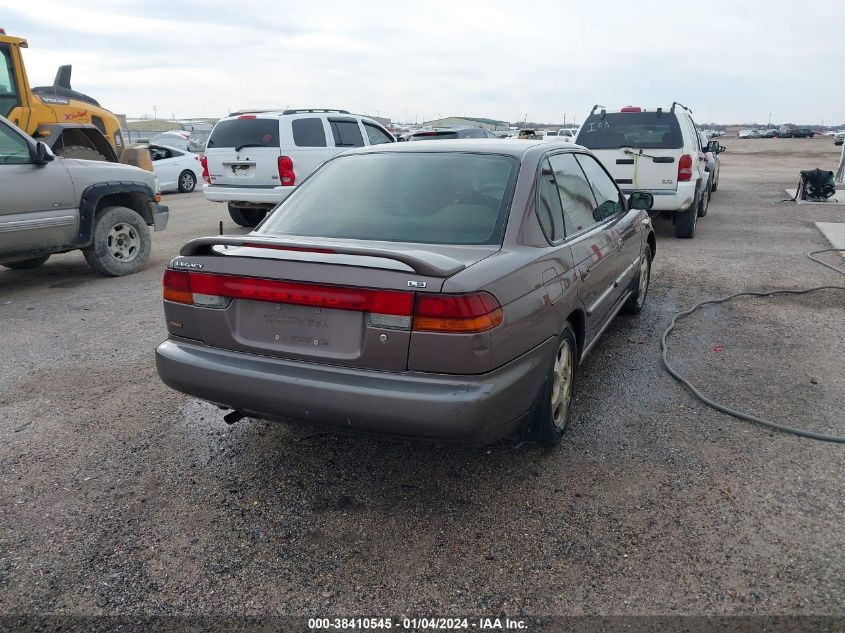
[621,106,642,112]
[278,156,295,186]
[678,154,693,182]
[238,114,256,119]
[162,269,192,304]
[413,292,503,333]
[200,155,210,184]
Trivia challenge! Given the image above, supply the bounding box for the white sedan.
[149,144,203,193]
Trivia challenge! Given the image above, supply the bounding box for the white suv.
[201,109,395,226]
[575,104,709,238]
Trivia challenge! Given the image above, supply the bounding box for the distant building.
[423,116,509,131]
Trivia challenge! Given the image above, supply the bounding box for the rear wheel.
[675,197,698,239]
[697,181,711,217]
[2,255,50,270]
[623,248,651,315]
[54,145,108,161]
[228,205,267,228]
[178,170,196,193]
[82,206,151,276]
[525,324,578,446]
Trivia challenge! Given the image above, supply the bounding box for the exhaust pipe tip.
[223,410,246,425]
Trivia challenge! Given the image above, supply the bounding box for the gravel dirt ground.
[1,138,843,620]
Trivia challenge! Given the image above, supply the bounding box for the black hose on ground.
[661,248,845,443]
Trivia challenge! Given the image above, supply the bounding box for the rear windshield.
[258,152,519,245]
[410,132,458,141]
[576,112,683,149]
[206,118,280,149]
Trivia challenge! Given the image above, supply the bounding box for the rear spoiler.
[179,236,467,278]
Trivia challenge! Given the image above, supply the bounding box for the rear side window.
[292,118,327,147]
[258,152,518,245]
[207,118,280,149]
[363,123,393,145]
[537,159,565,242]
[576,112,683,149]
[330,120,365,147]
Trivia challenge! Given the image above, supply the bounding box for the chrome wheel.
[180,172,195,192]
[636,255,650,307]
[551,338,574,429]
[107,223,140,262]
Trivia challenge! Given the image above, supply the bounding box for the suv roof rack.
[281,109,350,115]
[589,104,606,118]
[670,102,692,114]
[229,109,285,116]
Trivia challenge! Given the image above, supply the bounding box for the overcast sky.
[2,0,843,125]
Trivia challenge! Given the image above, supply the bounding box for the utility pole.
[153,105,157,120]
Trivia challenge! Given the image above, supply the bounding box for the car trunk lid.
[164,236,499,371]
[204,117,282,188]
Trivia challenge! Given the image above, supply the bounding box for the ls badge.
[407,280,427,288]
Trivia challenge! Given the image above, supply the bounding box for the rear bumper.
[152,202,169,231]
[622,181,696,212]
[203,184,294,207]
[155,337,555,444]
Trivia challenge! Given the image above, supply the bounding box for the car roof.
[339,139,586,159]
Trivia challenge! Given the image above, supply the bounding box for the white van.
[575,104,709,238]
[202,109,395,226]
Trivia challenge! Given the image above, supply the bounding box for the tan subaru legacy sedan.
[156,140,656,445]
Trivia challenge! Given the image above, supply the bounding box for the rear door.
[203,116,282,187]
[575,111,684,192]
[0,122,78,254]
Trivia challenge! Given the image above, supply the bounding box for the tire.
[622,247,651,315]
[82,206,151,276]
[525,323,578,447]
[2,255,50,270]
[54,145,108,161]
[675,196,698,239]
[228,205,266,228]
[177,170,196,193]
[697,181,711,217]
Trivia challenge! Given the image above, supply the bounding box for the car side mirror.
[629,191,654,211]
[33,141,54,164]
[707,140,720,153]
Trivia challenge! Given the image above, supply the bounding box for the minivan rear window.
[258,152,519,245]
[206,118,280,149]
[576,112,683,149]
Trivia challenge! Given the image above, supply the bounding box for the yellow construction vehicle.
[0,28,124,161]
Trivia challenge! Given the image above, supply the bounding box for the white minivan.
[575,104,709,238]
[202,109,395,226]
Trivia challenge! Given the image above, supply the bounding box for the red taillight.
[162,269,192,304]
[163,270,504,334]
[413,292,503,333]
[238,114,256,119]
[164,271,413,315]
[278,156,295,186]
[678,154,693,182]
[200,155,210,184]
[621,106,642,112]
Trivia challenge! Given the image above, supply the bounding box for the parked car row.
[738,126,816,138]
